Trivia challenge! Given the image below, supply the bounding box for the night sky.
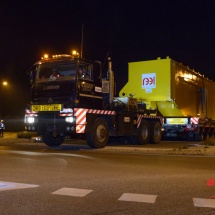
[1,0,215,117]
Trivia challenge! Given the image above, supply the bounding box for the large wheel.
[42,132,65,147]
[137,120,150,145]
[149,121,162,144]
[86,117,109,148]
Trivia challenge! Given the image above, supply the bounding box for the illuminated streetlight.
[41,54,49,59]
[71,50,79,57]
[0,81,9,118]
[2,81,8,86]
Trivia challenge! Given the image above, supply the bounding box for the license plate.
[31,104,62,112]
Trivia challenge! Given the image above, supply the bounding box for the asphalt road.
[1,132,215,156]
[0,134,215,214]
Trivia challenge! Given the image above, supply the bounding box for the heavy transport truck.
[119,56,215,141]
[24,52,162,148]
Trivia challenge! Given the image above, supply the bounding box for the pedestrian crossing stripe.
[0,181,39,191]
[193,198,215,208]
[1,180,215,209]
[52,187,93,197]
[118,193,157,203]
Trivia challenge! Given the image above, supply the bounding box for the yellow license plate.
[31,104,62,112]
[166,118,188,124]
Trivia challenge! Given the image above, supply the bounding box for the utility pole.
[80,24,84,58]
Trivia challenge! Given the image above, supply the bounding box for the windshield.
[33,60,93,84]
[35,62,77,83]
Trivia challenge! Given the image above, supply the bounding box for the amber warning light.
[41,54,49,59]
[71,50,80,57]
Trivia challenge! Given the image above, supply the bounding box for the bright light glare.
[27,117,35,123]
[72,50,77,55]
[71,50,79,56]
[41,54,49,59]
[2,81,8,86]
[65,117,74,123]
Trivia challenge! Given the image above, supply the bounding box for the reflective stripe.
[191,117,199,124]
[60,114,73,116]
[87,109,115,115]
[74,108,116,133]
[74,108,87,133]
[137,115,163,128]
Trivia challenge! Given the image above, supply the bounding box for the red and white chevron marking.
[137,115,163,127]
[191,117,199,124]
[74,108,116,133]
[60,108,116,117]
[74,108,88,133]
[87,109,116,115]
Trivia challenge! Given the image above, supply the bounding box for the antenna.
[102,51,110,71]
[81,24,84,58]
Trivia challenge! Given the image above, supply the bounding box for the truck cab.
[29,54,103,108]
[25,54,103,145]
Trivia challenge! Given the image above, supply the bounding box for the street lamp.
[2,81,8,86]
[0,81,9,118]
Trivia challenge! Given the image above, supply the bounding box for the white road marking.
[118,193,157,203]
[193,198,215,208]
[0,150,95,160]
[0,182,6,187]
[0,181,39,191]
[52,187,93,197]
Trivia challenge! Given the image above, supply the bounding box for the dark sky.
[1,0,215,117]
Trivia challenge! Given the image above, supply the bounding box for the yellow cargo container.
[120,57,215,119]
[119,57,215,140]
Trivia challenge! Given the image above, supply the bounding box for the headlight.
[65,117,74,123]
[24,114,38,124]
[27,117,35,123]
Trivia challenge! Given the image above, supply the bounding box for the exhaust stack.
[107,57,114,105]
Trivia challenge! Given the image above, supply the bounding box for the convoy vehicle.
[24,52,162,148]
[119,57,215,141]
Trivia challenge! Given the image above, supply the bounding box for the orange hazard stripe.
[74,108,116,133]
[74,108,87,133]
[191,117,199,124]
[137,115,163,127]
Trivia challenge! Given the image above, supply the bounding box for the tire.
[149,121,162,144]
[86,117,109,148]
[42,132,65,147]
[137,120,150,145]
